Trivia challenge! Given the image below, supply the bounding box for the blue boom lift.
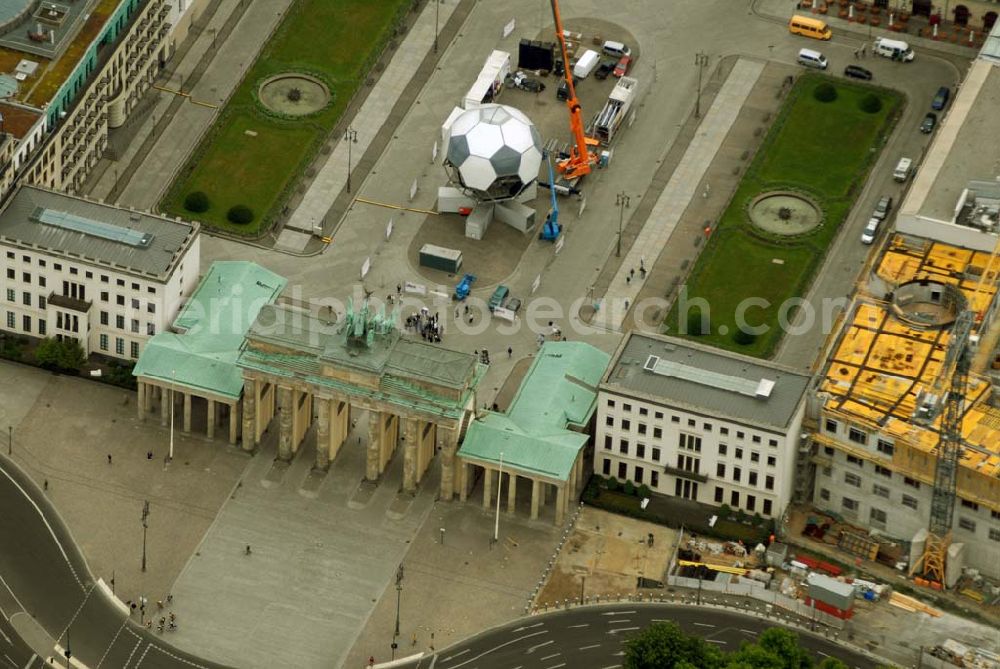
[538,152,562,242]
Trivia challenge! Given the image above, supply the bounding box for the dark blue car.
[931,86,950,111]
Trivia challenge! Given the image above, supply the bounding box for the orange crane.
[548,0,598,181]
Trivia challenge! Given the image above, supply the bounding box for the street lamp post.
[493,452,504,543]
[615,192,630,257]
[434,0,440,54]
[7,425,10,456]
[141,500,150,572]
[344,128,358,193]
[392,563,404,659]
[694,52,709,119]
[579,575,586,605]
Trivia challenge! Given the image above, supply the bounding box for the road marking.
[3,653,15,668]
[740,629,758,636]
[707,640,728,645]
[0,577,24,619]
[578,644,601,650]
[0,465,84,589]
[441,630,547,668]
[693,622,715,628]
[600,665,622,669]
[526,640,554,653]
[817,651,830,657]
[513,622,544,632]
[608,626,640,634]
[567,623,589,628]
[0,624,9,643]
[606,618,630,624]
[600,610,636,616]
[540,652,561,661]
[544,664,566,669]
[442,649,469,662]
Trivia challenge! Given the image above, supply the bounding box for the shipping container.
[419,244,463,274]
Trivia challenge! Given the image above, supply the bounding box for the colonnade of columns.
[136,380,239,444]
[457,451,587,525]
[239,376,461,498]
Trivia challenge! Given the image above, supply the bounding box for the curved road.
[401,605,881,669]
[0,453,235,669]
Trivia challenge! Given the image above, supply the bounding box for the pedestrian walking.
[43,479,48,491]
[107,454,112,465]
[464,304,469,315]
[630,267,635,279]
[640,267,646,279]
[507,346,512,358]
[396,284,402,295]
[245,544,252,556]
[166,594,173,604]
[468,315,474,325]
[640,257,645,271]
[626,275,631,285]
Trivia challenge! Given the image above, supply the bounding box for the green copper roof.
[133,262,286,399]
[459,341,610,481]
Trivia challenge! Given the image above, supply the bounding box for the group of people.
[624,258,648,285]
[126,594,177,633]
[405,307,443,343]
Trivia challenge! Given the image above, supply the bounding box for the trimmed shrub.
[183,191,210,213]
[718,504,732,519]
[623,480,636,496]
[859,93,882,113]
[813,82,837,103]
[637,484,652,499]
[733,328,757,346]
[605,477,620,492]
[686,307,710,336]
[227,205,255,225]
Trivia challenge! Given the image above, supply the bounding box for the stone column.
[402,417,419,493]
[315,397,331,470]
[482,466,493,509]
[531,478,541,520]
[458,461,469,502]
[206,398,216,440]
[137,381,146,420]
[365,410,381,481]
[439,429,457,501]
[507,472,517,515]
[160,386,169,427]
[540,482,547,505]
[277,386,293,461]
[556,484,566,525]
[182,393,192,433]
[229,402,239,445]
[241,379,257,452]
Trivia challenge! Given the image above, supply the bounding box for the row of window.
[4,252,159,294]
[98,334,140,359]
[605,400,781,446]
[824,417,894,455]
[98,310,156,336]
[605,435,778,468]
[819,488,1000,541]
[6,312,45,335]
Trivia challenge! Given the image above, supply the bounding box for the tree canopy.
[624,622,852,669]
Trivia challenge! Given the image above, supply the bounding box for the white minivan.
[873,37,914,61]
[797,48,828,69]
[602,40,631,59]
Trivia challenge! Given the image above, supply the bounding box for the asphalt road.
[402,604,881,669]
[0,453,236,669]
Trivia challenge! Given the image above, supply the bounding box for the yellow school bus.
[788,15,832,40]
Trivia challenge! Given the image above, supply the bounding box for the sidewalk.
[592,58,766,331]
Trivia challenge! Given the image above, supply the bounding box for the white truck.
[873,37,914,61]
[594,76,637,145]
[572,49,600,79]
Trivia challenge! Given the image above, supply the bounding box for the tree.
[686,307,710,336]
[733,328,757,346]
[624,622,724,669]
[623,480,636,496]
[35,337,86,372]
[183,191,210,213]
[227,204,255,225]
[813,82,837,103]
[858,94,882,114]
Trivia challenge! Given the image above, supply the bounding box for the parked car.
[510,71,545,93]
[613,55,632,77]
[506,297,522,314]
[488,285,510,312]
[920,112,937,134]
[861,217,881,244]
[595,59,615,80]
[844,65,873,80]
[873,195,893,221]
[557,79,569,100]
[931,86,950,111]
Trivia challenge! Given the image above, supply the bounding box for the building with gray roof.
[596,332,811,520]
[0,185,201,362]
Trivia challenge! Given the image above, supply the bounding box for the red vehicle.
[613,55,631,77]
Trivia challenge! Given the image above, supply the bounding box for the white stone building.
[0,185,200,361]
[596,332,812,519]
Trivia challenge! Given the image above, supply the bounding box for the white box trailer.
[594,75,637,145]
[464,50,511,108]
[573,49,600,79]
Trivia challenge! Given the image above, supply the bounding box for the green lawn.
[665,74,901,358]
[161,0,411,234]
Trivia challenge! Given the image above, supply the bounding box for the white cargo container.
[463,50,511,108]
[594,75,637,145]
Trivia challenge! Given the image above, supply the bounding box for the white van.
[573,49,600,79]
[893,157,913,182]
[797,48,828,70]
[602,40,631,59]
[873,37,914,61]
